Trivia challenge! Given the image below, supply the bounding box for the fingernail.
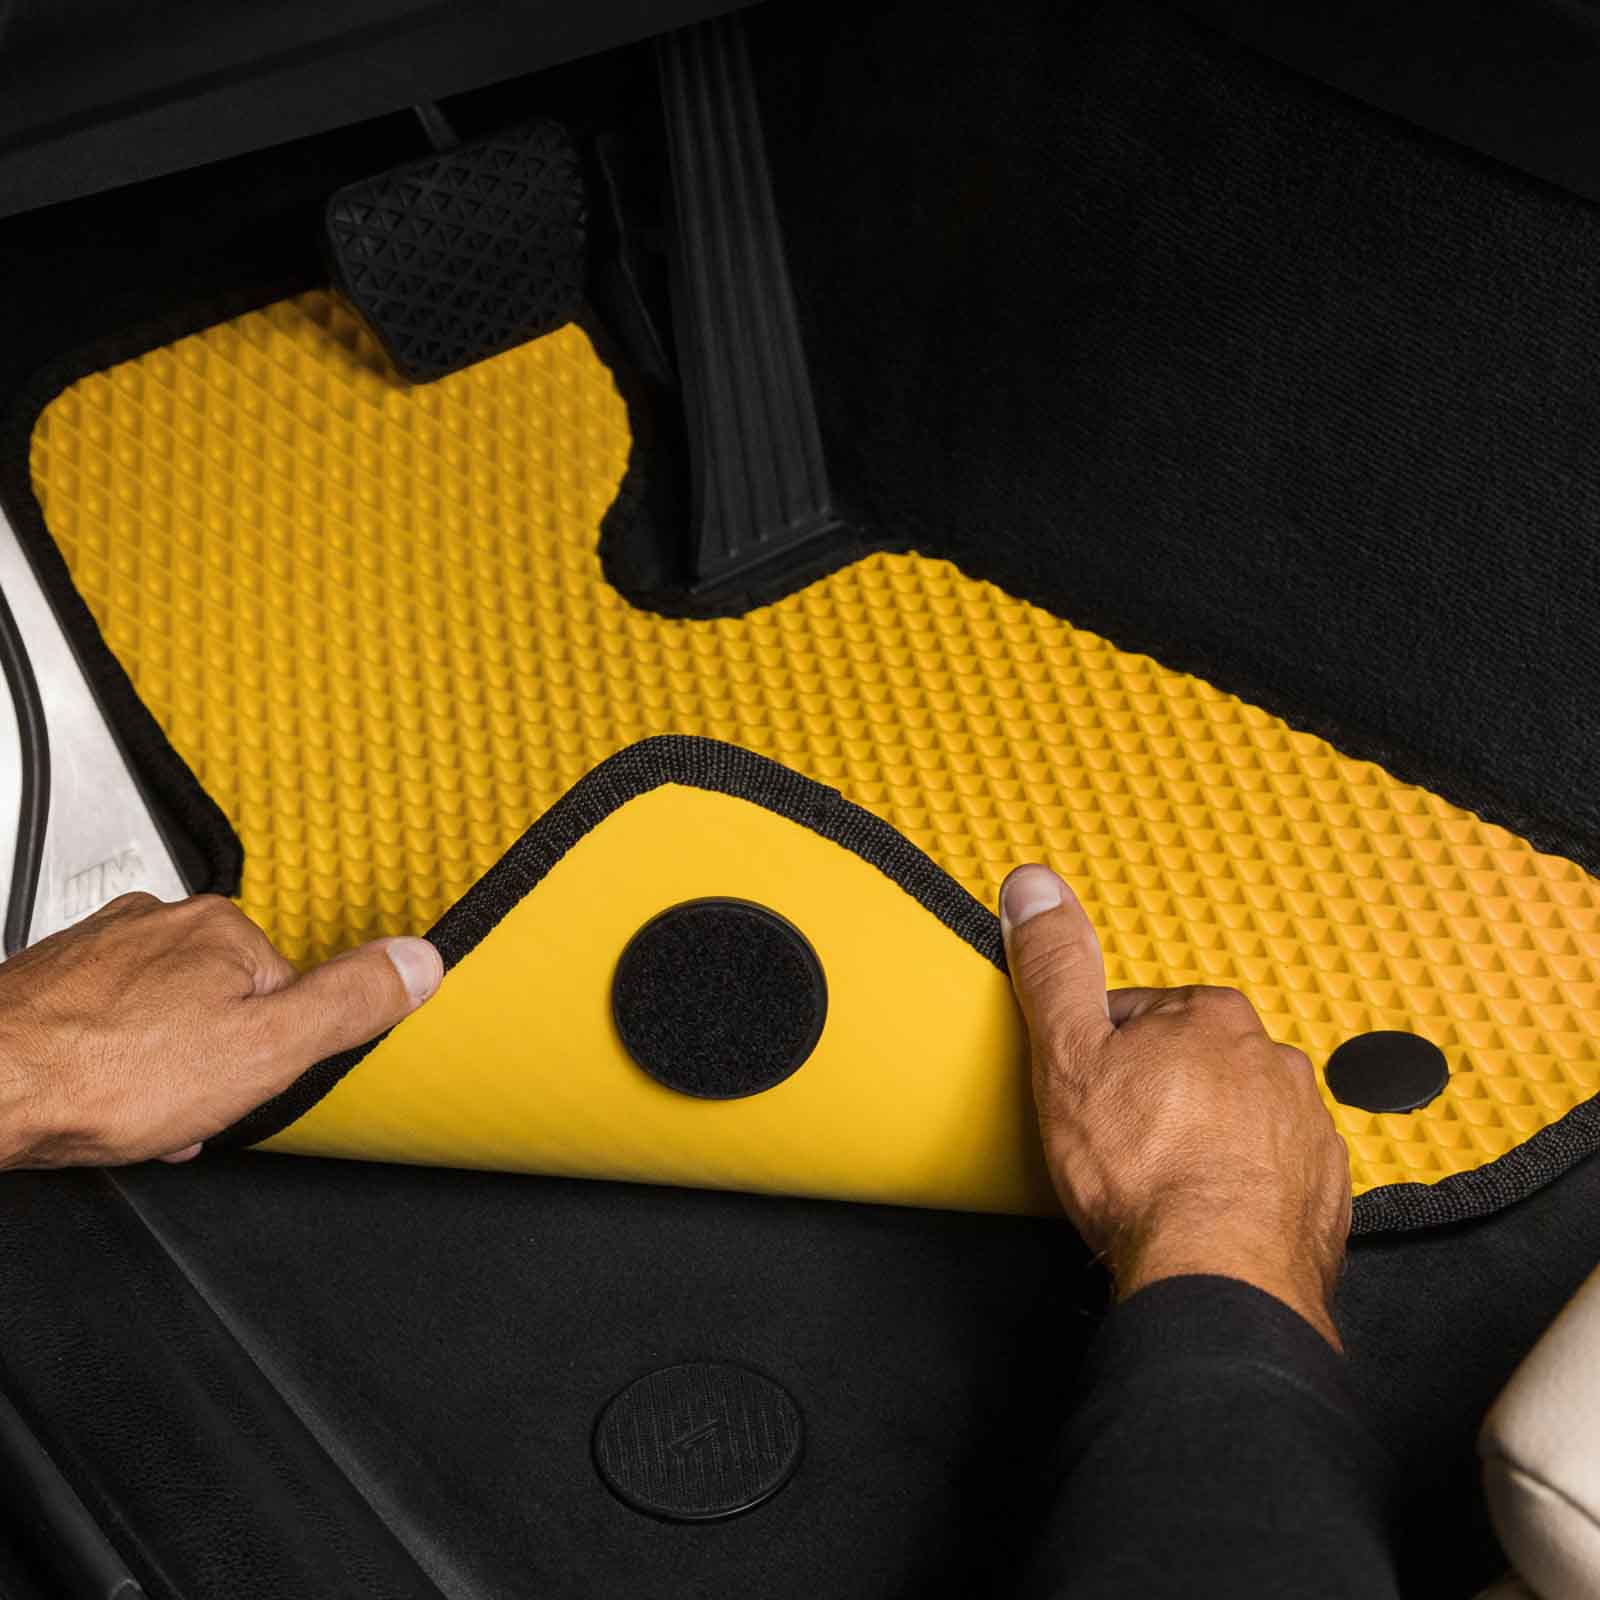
[1000,864,1065,937]
[387,936,444,1005]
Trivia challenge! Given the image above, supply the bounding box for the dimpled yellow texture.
[28,291,1600,1196]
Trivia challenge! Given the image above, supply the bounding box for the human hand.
[1001,864,1352,1348]
[0,892,443,1169]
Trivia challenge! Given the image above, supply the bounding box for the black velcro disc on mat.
[593,1362,803,1522]
[1325,1031,1450,1114]
[612,898,828,1100]
[325,119,585,383]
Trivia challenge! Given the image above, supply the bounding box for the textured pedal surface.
[325,120,585,383]
[659,15,839,588]
[27,290,1600,1197]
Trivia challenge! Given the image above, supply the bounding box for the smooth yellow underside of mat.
[28,291,1600,1197]
[269,782,1058,1215]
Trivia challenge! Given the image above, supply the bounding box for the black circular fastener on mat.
[1325,1031,1450,1114]
[612,898,828,1100]
[593,1362,804,1522]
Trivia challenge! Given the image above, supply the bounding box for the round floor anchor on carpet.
[592,1362,804,1522]
[1325,1031,1450,1114]
[611,898,828,1099]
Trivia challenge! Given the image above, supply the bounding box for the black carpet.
[2,1159,1096,1600]
[0,1148,1592,1598]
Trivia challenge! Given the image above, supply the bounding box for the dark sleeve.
[1018,1274,1401,1600]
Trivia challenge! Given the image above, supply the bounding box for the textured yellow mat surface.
[28,290,1600,1195]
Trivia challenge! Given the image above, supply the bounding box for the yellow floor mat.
[27,290,1600,1199]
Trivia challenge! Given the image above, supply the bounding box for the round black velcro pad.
[612,898,828,1100]
[593,1362,803,1522]
[1325,1031,1450,1114]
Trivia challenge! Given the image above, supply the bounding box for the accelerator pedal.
[325,105,586,384]
[658,15,852,600]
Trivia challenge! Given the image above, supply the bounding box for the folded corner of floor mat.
[215,735,1062,1219]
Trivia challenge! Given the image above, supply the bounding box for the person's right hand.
[1001,863,1352,1348]
[0,892,443,1170]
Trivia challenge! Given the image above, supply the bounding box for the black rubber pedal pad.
[325,119,586,384]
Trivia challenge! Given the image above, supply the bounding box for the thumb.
[1000,865,1112,1055]
[256,935,444,1066]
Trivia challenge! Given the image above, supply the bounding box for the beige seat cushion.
[1480,1267,1600,1600]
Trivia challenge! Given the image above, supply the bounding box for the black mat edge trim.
[1349,1106,1600,1235]
[214,730,1600,1237]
